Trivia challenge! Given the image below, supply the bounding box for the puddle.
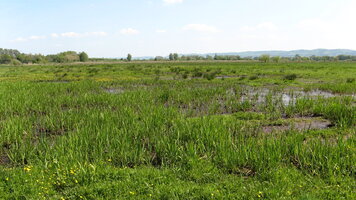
[216,75,239,79]
[262,117,332,133]
[282,90,340,105]
[238,87,348,106]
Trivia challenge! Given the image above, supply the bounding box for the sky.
[1,0,356,57]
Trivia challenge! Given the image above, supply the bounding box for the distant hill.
[189,49,356,58]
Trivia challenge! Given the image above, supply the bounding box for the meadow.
[0,61,355,199]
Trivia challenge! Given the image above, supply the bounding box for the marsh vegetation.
[0,62,355,199]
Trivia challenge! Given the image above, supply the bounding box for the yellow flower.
[23,165,32,172]
[5,177,9,181]
[211,193,214,196]
[257,191,263,198]
[70,169,75,175]
[108,159,112,162]
[129,191,135,195]
[148,194,152,197]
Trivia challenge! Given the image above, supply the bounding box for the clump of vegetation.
[192,68,203,78]
[203,71,218,80]
[346,78,355,83]
[181,71,189,79]
[283,74,298,81]
[233,112,265,120]
[249,75,259,80]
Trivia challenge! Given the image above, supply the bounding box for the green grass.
[0,62,355,199]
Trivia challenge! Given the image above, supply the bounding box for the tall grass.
[0,62,355,199]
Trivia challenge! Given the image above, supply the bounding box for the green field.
[0,62,355,199]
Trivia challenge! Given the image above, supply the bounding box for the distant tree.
[154,56,164,61]
[31,54,46,64]
[173,53,179,60]
[127,54,132,61]
[206,55,213,60]
[337,55,351,61]
[44,51,79,63]
[0,48,20,58]
[16,54,31,63]
[79,52,89,62]
[214,54,218,60]
[0,54,12,64]
[302,57,310,62]
[169,53,174,61]
[294,54,302,62]
[259,54,270,63]
[271,56,281,63]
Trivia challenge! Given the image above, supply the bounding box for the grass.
[0,61,355,199]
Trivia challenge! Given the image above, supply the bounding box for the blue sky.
[1,0,355,57]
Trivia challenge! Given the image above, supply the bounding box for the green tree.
[127,54,132,61]
[271,56,281,63]
[173,53,179,60]
[79,52,89,62]
[154,56,164,61]
[259,54,270,63]
[169,53,174,61]
[0,54,12,64]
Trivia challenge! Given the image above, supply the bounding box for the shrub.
[11,59,22,65]
[192,68,203,78]
[249,75,259,80]
[283,74,297,81]
[203,72,216,80]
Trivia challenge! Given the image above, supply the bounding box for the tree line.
[151,53,356,62]
[0,48,88,64]
[2,48,356,64]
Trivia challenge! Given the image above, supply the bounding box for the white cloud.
[163,0,183,5]
[51,33,59,38]
[241,22,278,32]
[61,32,82,38]
[90,32,108,36]
[156,29,167,33]
[12,37,27,42]
[120,28,139,35]
[183,24,220,33]
[29,35,46,40]
[11,35,46,42]
[58,32,108,38]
